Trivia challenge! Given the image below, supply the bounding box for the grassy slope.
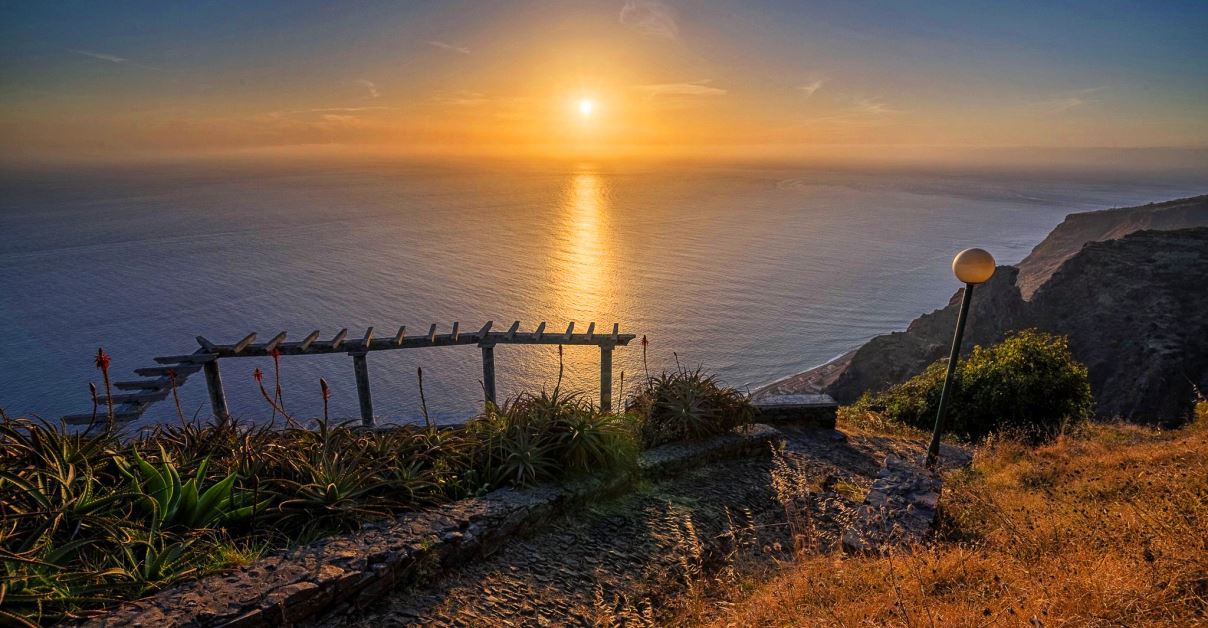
[689,404,1208,626]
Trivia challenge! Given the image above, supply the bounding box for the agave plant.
[114,446,260,530]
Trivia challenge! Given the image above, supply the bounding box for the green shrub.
[628,367,753,448]
[850,329,1093,442]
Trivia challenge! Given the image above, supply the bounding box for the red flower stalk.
[88,382,99,427]
[269,346,285,419]
[254,368,297,427]
[94,348,114,430]
[168,369,185,423]
[319,378,330,422]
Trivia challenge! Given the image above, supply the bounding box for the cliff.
[1015,195,1208,299]
[815,195,1208,425]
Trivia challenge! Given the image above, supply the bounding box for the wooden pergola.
[65,321,636,426]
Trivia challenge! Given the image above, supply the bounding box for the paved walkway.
[317,426,968,627]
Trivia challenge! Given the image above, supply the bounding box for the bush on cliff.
[850,329,1092,442]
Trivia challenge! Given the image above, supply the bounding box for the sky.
[1,0,1206,163]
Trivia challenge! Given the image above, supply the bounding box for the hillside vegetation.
[692,402,1208,626]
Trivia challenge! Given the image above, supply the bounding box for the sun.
[578,99,594,117]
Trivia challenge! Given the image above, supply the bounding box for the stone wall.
[81,424,782,628]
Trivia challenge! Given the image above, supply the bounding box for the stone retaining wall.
[82,424,781,628]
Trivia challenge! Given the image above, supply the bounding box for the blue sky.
[2,1,1206,159]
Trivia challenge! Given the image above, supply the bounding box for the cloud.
[67,49,127,64]
[1032,87,1106,113]
[356,79,380,99]
[620,1,679,40]
[851,96,895,115]
[798,79,825,97]
[636,79,726,97]
[428,40,470,55]
[433,90,489,106]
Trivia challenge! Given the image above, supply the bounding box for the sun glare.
[578,99,594,117]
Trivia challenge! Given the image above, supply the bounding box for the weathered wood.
[299,330,321,351]
[451,322,460,342]
[476,321,492,343]
[233,333,258,353]
[505,321,520,340]
[153,353,216,365]
[611,323,619,341]
[135,364,202,377]
[533,322,546,340]
[394,326,407,346]
[360,327,374,350]
[114,379,171,391]
[481,345,497,406]
[600,345,613,412]
[563,322,574,340]
[202,360,229,419]
[586,322,595,340]
[97,390,169,405]
[196,336,217,352]
[428,324,438,343]
[352,353,373,426]
[330,328,348,349]
[262,332,287,352]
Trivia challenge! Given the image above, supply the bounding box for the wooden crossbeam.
[476,321,492,341]
[361,327,374,350]
[299,330,321,351]
[505,321,520,340]
[611,323,619,341]
[330,328,348,350]
[563,322,574,341]
[153,353,216,365]
[586,322,595,340]
[136,364,202,377]
[394,326,407,346]
[533,322,546,340]
[262,332,288,352]
[451,322,459,342]
[196,336,217,352]
[233,333,258,354]
[428,324,438,343]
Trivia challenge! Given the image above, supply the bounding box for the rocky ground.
[317,426,969,627]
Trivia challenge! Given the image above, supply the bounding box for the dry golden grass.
[692,404,1208,627]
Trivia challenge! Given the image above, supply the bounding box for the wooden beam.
[352,353,373,426]
[114,379,170,391]
[196,336,217,352]
[135,364,202,377]
[299,330,321,351]
[563,322,574,341]
[361,327,374,350]
[262,332,287,352]
[450,322,459,342]
[153,353,216,365]
[476,321,493,342]
[428,324,438,343]
[394,326,407,346]
[505,321,520,340]
[202,360,229,420]
[481,345,496,407]
[533,322,546,340]
[330,328,348,350]
[233,333,258,354]
[600,345,614,412]
[586,322,595,340]
[611,323,619,342]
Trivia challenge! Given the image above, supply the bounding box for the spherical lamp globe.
[952,248,996,284]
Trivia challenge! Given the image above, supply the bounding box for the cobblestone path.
[318,427,968,627]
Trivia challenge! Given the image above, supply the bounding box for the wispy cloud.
[272,106,390,117]
[636,79,726,97]
[1031,87,1106,113]
[428,40,470,55]
[620,1,679,40]
[356,79,380,99]
[851,96,896,115]
[432,90,489,106]
[67,48,126,64]
[798,79,825,98]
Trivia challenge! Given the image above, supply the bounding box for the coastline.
[750,349,857,401]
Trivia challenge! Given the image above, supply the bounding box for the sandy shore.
[751,349,856,401]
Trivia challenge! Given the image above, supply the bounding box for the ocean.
[1,157,1204,428]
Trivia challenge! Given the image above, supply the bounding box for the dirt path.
[317,427,969,627]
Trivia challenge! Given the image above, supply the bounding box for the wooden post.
[202,359,229,419]
[352,352,374,426]
[600,345,613,412]
[481,345,497,408]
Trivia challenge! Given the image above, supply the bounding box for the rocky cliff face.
[824,206,1208,425]
[1015,195,1208,299]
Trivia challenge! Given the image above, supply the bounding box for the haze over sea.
[1,157,1204,427]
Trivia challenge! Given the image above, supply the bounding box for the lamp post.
[925,248,996,467]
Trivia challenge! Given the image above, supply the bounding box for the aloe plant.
[115,447,260,530]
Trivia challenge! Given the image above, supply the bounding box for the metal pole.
[600,345,613,412]
[352,352,374,426]
[202,359,230,420]
[926,283,974,467]
[481,345,497,408]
